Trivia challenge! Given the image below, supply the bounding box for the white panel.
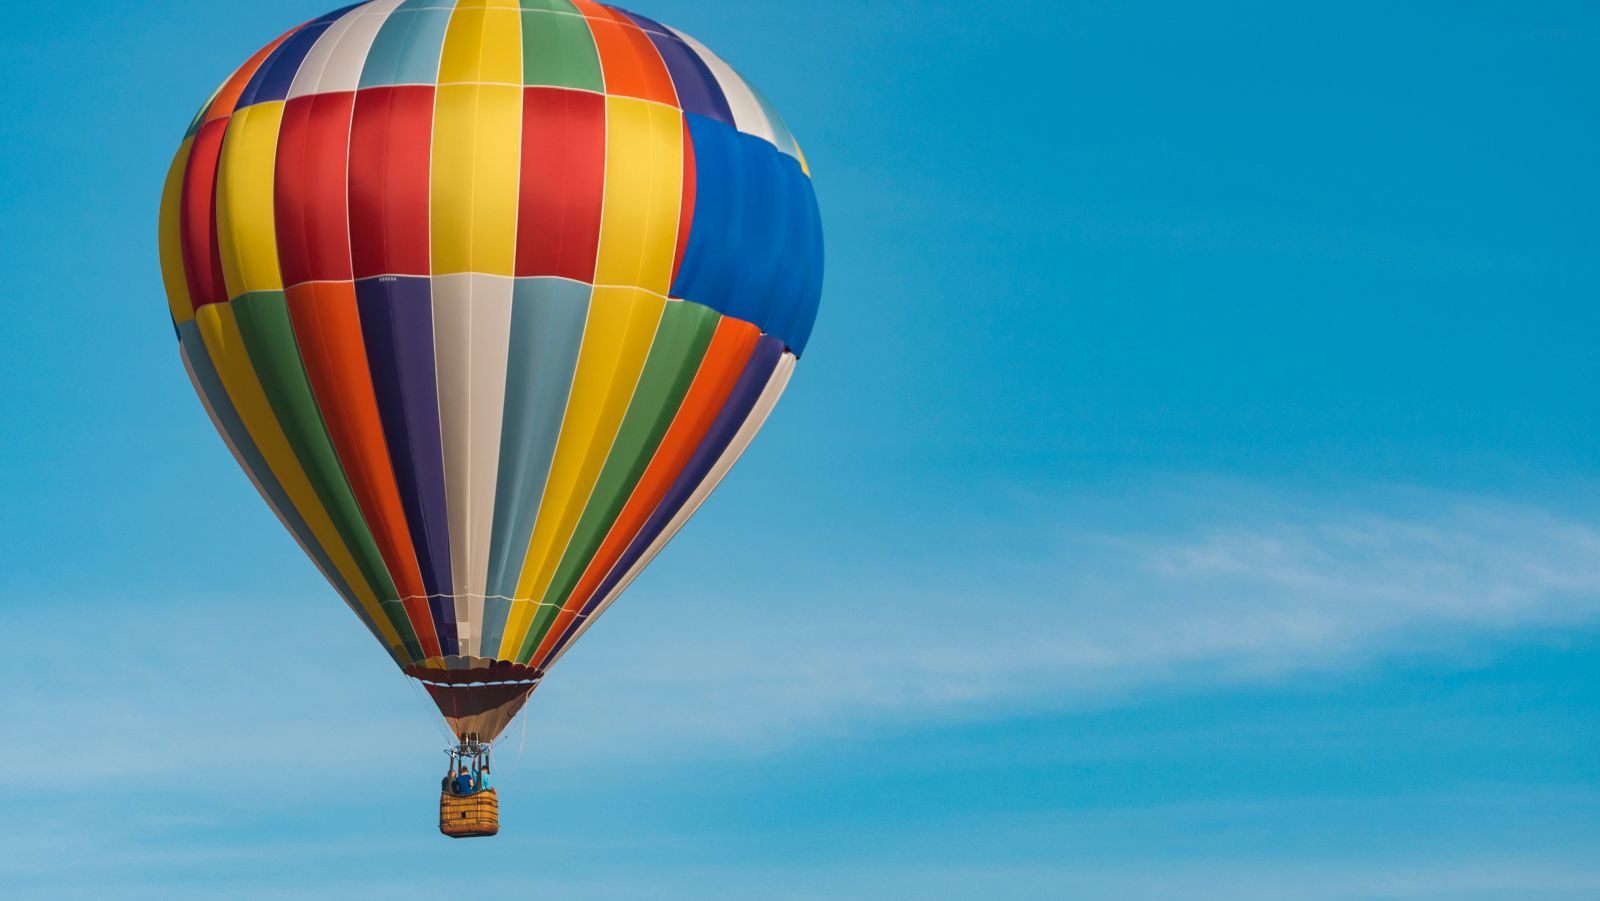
[288,0,405,99]
[546,353,796,667]
[432,273,514,658]
[666,27,777,146]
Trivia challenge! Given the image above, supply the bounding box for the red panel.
[349,86,434,279]
[514,88,606,281]
[670,115,696,286]
[573,0,677,106]
[526,317,761,670]
[276,92,356,287]
[180,118,230,308]
[284,281,439,657]
[179,29,298,308]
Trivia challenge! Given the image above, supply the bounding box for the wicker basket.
[439,789,499,838]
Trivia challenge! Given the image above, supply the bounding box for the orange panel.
[205,28,298,124]
[284,281,436,653]
[572,0,677,105]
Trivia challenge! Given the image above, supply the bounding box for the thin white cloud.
[4,483,1597,772]
[524,485,1600,755]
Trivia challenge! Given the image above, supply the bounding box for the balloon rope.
[514,707,528,772]
[403,674,456,747]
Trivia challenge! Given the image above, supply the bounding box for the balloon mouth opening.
[413,668,540,743]
[404,659,543,686]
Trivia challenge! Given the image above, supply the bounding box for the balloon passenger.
[453,765,474,796]
[476,766,492,793]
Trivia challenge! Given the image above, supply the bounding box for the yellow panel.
[193,302,405,653]
[499,286,666,657]
[431,84,522,276]
[593,98,684,296]
[214,102,285,299]
[439,1,523,85]
[159,137,196,325]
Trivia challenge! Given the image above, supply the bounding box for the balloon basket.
[439,788,499,838]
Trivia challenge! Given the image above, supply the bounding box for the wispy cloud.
[526,484,1600,754]
[6,483,1598,771]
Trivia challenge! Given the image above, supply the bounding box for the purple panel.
[235,4,361,108]
[618,10,734,125]
[354,275,459,655]
[541,336,785,662]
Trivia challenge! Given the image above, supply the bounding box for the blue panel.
[478,277,591,656]
[178,321,384,642]
[353,275,459,655]
[360,7,455,88]
[671,114,741,320]
[237,21,334,108]
[671,114,823,354]
[788,179,825,354]
[727,134,790,337]
[772,157,825,354]
[621,10,734,125]
[236,3,361,108]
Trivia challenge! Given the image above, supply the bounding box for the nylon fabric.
[542,349,795,669]
[178,324,387,652]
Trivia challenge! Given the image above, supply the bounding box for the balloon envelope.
[159,0,822,740]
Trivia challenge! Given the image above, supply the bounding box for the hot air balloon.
[157,0,821,837]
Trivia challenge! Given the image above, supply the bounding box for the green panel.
[521,9,604,91]
[184,86,221,138]
[520,602,564,660]
[520,0,582,14]
[381,601,423,663]
[230,291,424,661]
[517,302,719,660]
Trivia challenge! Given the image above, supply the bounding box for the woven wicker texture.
[439,789,500,838]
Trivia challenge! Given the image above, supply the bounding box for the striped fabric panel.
[288,1,404,100]
[513,88,605,280]
[521,315,761,665]
[360,1,455,88]
[478,277,589,656]
[572,0,676,105]
[352,277,455,635]
[177,324,398,662]
[428,1,525,656]
[511,299,720,661]
[196,7,439,660]
[192,300,419,659]
[221,21,447,661]
[669,113,824,354]
[162,0,822,689]
[539,347,796,670]
[520,4,603,91]
[617,9,731,124]
[159,137,197,324]
[496,286,666,657]
[166,19,420,661]
[327,2,459,651]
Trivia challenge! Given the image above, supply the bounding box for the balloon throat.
[451,736,492,759]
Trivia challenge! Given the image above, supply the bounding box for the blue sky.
[2,1,1598,898]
